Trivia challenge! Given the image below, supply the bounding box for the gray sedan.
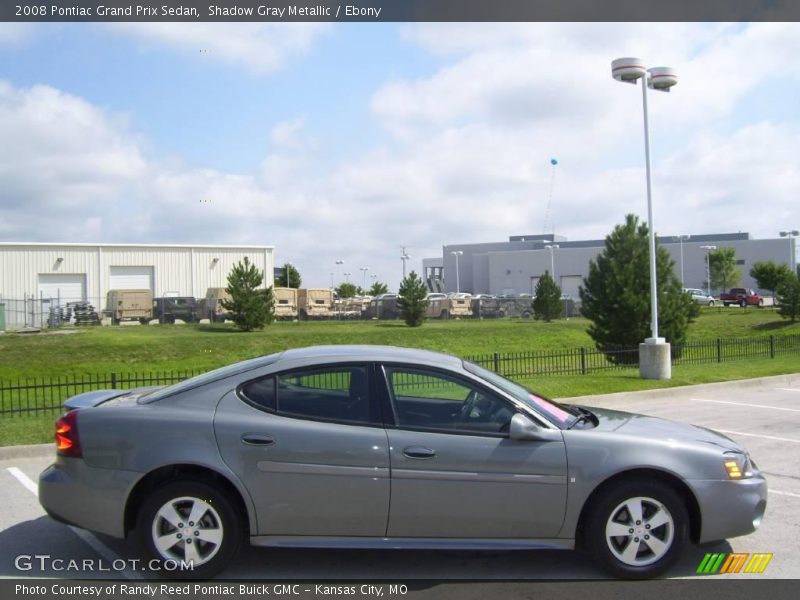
[39,345,766,579]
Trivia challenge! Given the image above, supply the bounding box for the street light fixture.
[450,251,463,293]
[544,244,559,281]
[700,245,717,297]
[343,271,352,283]
[673,235,691,286]
[612,58,677,347]
[400,247,411,280]
[360,266,369,291]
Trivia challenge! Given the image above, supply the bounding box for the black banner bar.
[3,0,800,23]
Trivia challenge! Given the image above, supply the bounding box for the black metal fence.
[2,334,799,417]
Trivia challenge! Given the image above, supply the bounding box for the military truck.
[297,288,335,320]
[152,296,200,324]
[365,294,400,320]
[202,287,232,322]
[106,289,153,325]
[425,294,473,319]
[273,287,298,320]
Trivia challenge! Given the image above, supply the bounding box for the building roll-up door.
[37,274,87,305]
[109,266,154,291]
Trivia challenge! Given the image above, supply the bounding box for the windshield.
[140,352,282,403]
[463,360,578,427]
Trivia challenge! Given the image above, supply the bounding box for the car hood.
[583,406,743,452]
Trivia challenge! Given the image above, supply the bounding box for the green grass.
[0,307,797,380]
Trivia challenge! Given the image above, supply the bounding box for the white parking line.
[691,398,800,413]
[5,467,141,580]
[770,490,800,499]
[777,388,800,393]
[714,429,800,444]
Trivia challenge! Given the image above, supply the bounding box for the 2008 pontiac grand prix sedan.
[39,345,767,579]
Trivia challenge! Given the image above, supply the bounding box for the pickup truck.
[719,288,764,307]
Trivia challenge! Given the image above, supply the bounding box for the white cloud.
[110,23,331,74]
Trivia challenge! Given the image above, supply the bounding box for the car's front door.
[215,363,390,536]
[382,366,568,539]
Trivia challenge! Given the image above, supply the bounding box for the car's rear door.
[214,363,390,536]
[381,365,568,539]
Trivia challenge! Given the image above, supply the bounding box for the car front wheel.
[138,480,243,579]
[586,480,688,579]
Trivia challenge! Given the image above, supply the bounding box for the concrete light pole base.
[639,339,672,380]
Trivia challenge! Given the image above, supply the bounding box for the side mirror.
[509,413,562,442]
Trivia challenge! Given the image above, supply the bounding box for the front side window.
[385,367,514,435]
[277,366,372,425]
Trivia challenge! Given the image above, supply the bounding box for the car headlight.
[723,451,754,479]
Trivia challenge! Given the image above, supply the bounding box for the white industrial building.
[0,243,274,329]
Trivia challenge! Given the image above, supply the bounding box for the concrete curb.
[0,443,53,461]
[563,372,800,404]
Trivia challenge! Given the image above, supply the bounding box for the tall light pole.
[335,259,344,283]
[700,245,716,296]
[360,266,369,291]
[544,244,559,281]
[673,235,691,286]
[612,58,677,380]
[285,262,292,288]
[612,58,677,344]
[780,230,799,274]
[400,246,411,280]
[344,271,351,284]
[450,251,463,293]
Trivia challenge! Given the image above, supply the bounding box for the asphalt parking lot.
[1,375,798,582]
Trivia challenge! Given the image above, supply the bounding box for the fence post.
[770,335,775,359]
[493,352,500,374]
[716,338,722,363]
[580,347,587,375]
[111,373,117,389]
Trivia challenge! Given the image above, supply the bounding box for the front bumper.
[690,474,768,543]
[39,458,140,539]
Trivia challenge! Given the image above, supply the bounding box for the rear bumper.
[690,474,768,543]
[39,459,140,539]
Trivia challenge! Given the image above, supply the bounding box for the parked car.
[719,288,764,308]
[39,346,766,580]
[684,288,716,306]
[152,297,200,324]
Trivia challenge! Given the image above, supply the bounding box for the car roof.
[280,345,463,368]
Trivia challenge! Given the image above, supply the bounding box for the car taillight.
[55,410,82,458]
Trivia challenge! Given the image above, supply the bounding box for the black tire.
[521,310,532,319]
[586,479,688,579]
[440,310,449,320]
[707,300,715,307]
[137,480,243,580]
[758,299,764,308]
[723,302,729,307]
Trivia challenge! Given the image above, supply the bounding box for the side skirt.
[249,536,574,551]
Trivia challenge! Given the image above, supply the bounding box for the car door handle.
[241,434,275,446]
[403,446,436,459]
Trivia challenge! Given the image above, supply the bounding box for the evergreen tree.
[260,285,276,326]
[708,247,741,294]
[221,257,270,331]
[580,214,694,361]
[532,271,562,322]
[776,274,800,323]
[397,271,429,327]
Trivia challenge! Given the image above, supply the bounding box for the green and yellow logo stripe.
[696,552,773,574]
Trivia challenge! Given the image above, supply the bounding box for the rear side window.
[277,366,372,425]
[240,376,276,411]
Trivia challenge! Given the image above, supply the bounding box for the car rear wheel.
[586,480,688,579]
[138,481,243,579]
[708,300,715,307]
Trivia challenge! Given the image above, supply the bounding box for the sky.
[1,21,799,290]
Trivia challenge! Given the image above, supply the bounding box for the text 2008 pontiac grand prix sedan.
[39,345,766,579]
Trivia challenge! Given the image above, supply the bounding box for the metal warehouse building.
[425,232,798,297]
[0,243,274,329]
